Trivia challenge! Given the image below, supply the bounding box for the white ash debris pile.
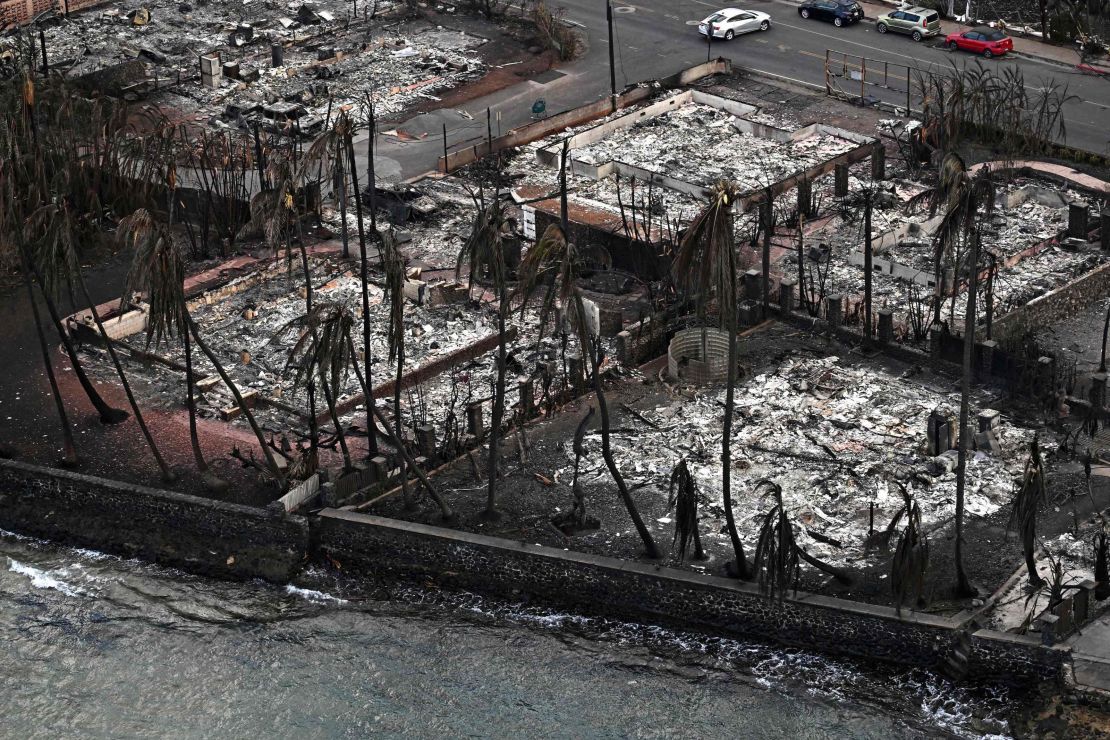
[561,353,1037,567]
[572,103,856,191]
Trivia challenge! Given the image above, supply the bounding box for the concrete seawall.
[0,460,1070,684]
[316,508,1069,685]
[0,459,308,582]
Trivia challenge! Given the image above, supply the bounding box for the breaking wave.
[8,558,86,598]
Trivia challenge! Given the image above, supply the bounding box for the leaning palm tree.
[457,191,510,521]
[117,208,287,490]
[672,180,750,578]
[26,203,176,482]
[516,222,661,559]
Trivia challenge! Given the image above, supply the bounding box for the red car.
[945,26,1013,57]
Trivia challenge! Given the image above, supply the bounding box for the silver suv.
[876,6,942,41]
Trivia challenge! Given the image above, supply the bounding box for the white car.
[698,8,772,39]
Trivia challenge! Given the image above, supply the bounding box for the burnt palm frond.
[753,479,800,601]
[117,208,187,347]
[668,459,706,562]
[672,180,742,330]
[457,194,507,295]
[514,222,589,351]
[284,300,357,399]
[1008,433,1048,587]
[891,494,929,613]
[379,228,407,364]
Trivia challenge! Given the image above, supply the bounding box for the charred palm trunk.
[721,295,749,578]
[21,252,78,467]
[483,290,509,520]
[187,314,287,490]
[579,296,661,559]
[345,332,454,520]
[318,369,352,471]
[345,132,377,457]
[74,271,175,481]
[296,239,320,463]
[26,258,127,425]
[953,232,978,597]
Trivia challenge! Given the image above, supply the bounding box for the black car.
[798,0,865,26]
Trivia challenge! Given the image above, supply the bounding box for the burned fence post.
[271,42,284,67]
[1102,208,1110,251]
[797,178,813,218]
[517,376,534,417]
[370,455,390,483]
[870,144,886,181]
[778,278,796,314]
[1069,201,1089,240]
[834,163,849,198]
[743,269,760,300]
[877,309,893,344]
[466,401,485,438]
[415,424,437,458]
[825,294,843,329]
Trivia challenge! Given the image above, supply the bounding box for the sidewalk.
[853,0,1089,68]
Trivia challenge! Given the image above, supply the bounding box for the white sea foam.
[8,559,85,597]
[284,584,348,604]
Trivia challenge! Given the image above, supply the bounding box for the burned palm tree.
[515,218,661,559]
[1008,433,1048,588]
[118,209,286,490]
[26,203,175,482]
[1095,522,1108,600]
[671,180,750,578]
[552,406,599,535]
[668,459,706,562]
[283,301,356,472]
[891,491,929,613]
[753,480,853,601]
[457,191,510,520]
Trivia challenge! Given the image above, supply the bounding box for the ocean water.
[0,529,1017,739]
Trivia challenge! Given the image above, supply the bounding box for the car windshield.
[924,12,938,21]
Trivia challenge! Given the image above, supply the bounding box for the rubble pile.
[560,352,1037,568]
[570,103,857,191]
[25,3,485,127]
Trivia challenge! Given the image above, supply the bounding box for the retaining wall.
[316,508,1068,683]
[0,459,308,582]
[987,260,1110,345]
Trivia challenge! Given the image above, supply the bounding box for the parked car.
[944,26,1014,57]
[698,8,772,40]
[875,6,941,41]
[798,0,864,27]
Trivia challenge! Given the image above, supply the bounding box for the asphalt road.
[368,0,1110,182]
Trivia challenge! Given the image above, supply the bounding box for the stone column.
[1091,372,1107,412]
[834,163,849,197]
[1075,580,1097,625]
[778,279,796,314]
[369,455,390,483]
[977,408,1000,434]
[977,339,997,378]
[415,424,437,458]
[738,299,760,326]
[1069,201,1089,240]
[743,269,760,299]
[567,353,585,391]
[877,309,894,344]
[871,145,886,181]
[825,294,843,328]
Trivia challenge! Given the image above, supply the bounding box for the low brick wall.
[987,261,1110,345]
[316,509,1067,683]
[0,460,308,582]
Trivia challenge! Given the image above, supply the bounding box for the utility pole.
[606,0,617,111]
[864,190,873,346]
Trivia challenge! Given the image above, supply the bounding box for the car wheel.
[948,40,959,50]
[760,20,769,30]
[983,48,993,58]
[877,23,887,33]
[912,30,922,41]
[800,8,809,18]
[834,16,843,26]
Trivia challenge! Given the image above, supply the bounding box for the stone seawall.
[0,460,308,582]
[316,509,1069,684]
